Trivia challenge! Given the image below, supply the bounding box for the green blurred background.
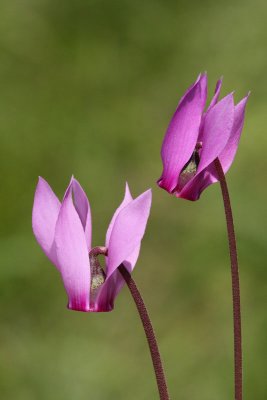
[0,0,266,399]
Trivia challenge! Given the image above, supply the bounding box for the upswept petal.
[55,183,90,312]
[206,77,223,113]
[71,177,92,251]
[199,72,208,105]
[158,74,207,192]
[95,185,143,311]
[178,73,207,107]
[196,93,235,176]
[32,177,61,268]
[106,189,152,278]
[198,78,223,143]
[219,95,249,173]
[105,183,133,247]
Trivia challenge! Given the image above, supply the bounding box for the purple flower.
[158,73,249,201]
[32,177,152,312]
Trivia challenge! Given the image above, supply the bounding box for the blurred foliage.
[0,0,266,399]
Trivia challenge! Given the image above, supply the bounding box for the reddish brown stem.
[214,158,242,400]
[119,264,170,400]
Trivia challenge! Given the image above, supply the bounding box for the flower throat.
[178,142,202,188]
[89,247,107,293]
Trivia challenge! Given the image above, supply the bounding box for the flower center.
[178,142,202,188]
[89,246,107,292]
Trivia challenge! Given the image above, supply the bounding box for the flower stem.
[214,158,242,400]
[119,264,170,400]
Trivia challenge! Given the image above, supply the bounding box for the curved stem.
[214,158,242,400]
[119,264,170,400]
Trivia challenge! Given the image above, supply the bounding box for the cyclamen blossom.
[32,177,152,312]
[158,73,249,200]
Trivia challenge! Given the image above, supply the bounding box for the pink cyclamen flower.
[157,73,249,201]
[32,177,152,312]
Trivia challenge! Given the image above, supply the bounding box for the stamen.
[89,247,107,292]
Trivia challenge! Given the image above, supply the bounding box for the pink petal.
[206,77,223,113]
[219,95,249,173]
[32,177,61,268]
[178,165,216,201]
[106,189,152,278]
[158,73,207,192]
[177,72,207,106]
[71,177,92,251]
[198,78,223,143]
[55,183,90,312]
[96,186,149,311]
[196,93,235,176]
[105,183,133,247]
